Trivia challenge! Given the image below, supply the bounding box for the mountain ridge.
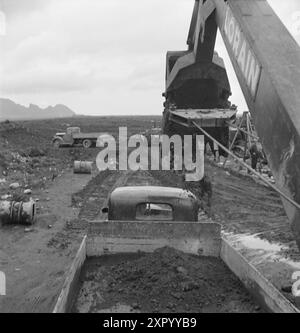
[0,98,76,120]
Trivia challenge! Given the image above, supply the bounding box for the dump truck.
[53,186,299,313]
[52,127,108,148]
[53,223,299,313]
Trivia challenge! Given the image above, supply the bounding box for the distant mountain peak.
[0,98,76,120]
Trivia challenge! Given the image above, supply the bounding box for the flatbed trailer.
[71,132,104,140]
[53,221,299,313]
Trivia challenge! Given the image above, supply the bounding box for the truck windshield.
[136,203,173,221]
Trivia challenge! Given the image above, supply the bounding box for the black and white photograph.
[0,0,300,318]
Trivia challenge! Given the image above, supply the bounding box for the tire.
[53,139,62,149]
[82,139,92,149]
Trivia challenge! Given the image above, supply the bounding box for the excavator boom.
[166,0,300,247]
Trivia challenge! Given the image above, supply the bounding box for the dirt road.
[0,171,93,313]
[0,169,162,312]
[150,160,296,247]
[1,157,299,312]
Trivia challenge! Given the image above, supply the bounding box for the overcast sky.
[0,0,299,115]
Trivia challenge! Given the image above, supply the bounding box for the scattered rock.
[1,194,12,200]
[170,292,182,300]
[28,147,45,158]
[132,303,140,310]
[167,302,175,309]
[180,280,199,292]
[176,266,188,275]
[9,182,20,189]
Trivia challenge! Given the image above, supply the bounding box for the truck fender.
[52,136,64,148]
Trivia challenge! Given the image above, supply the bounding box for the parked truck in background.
[52,127,105,149]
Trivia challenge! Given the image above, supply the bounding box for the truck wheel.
[82,139,92,149]
[53,139,62,149]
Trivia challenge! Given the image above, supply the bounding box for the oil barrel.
[0,200,36,225]
[74,161,93,174]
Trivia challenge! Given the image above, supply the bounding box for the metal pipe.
[192,121,300,211]
[226,121,260,141]
[223,118,244,167]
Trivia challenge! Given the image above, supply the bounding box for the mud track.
[0,171,91,312]
[1,157,299,312]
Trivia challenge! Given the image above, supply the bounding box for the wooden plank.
[87,221,222,257]
[221,239,299,313]
[52,236,87,313]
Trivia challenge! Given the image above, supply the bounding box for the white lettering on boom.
[223,4,261,99]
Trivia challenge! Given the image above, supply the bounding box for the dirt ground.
[0,170,92,312]
[0,117,299,312]
[150,161,300,305]
[151,160,295,248]
[0,117,161,313]
[73,247,262,313]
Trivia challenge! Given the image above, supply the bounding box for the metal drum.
[0,200,36,225]
[73,161,93,174]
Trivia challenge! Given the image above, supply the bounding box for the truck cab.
[52,127,81,148]
[103,186,201,222]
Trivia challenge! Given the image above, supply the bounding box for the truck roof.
[110,186,197,201]
[108,186,200,221]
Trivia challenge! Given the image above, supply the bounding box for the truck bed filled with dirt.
[72,247,262,313]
